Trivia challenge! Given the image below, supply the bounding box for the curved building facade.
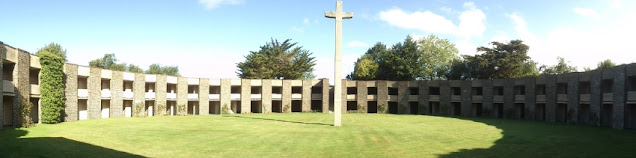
[2,41,636,129]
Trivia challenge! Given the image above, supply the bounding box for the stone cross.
[325,1,352,127]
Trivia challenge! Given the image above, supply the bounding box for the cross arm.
[325,11,336,18]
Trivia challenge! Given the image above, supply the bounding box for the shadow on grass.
[223,115,333,126]
[0,128,143,158]
[437,117,636,158]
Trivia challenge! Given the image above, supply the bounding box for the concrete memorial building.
[2,41,636,129]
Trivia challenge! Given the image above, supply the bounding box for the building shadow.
[223,115,332,126]
[0,128,143,158]
[436,116,636,158]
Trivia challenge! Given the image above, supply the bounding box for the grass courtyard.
[1,113,635,158]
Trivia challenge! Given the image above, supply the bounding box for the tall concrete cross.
[325,1,352,127]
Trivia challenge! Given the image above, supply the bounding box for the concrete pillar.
[176,77,188,115]
[155,75,167,116]
[220,79,231,114]
[302,80,312,112]
[111,71,123,118]
[482,80,494,118]
[64,64,78,122]
[377,80,388,114]
[545,75,557,122]
[589,70,602,126]
[525,77,536,120]
[419,80,429,115]
[282,80,291,113]
[567,73,580,123]
[199,78,210,115]
[612,65,626,129]
[241,79,251,114]
[0,44,3,128]
[439,80,451,115]
[321,78,330,113]
[88,68,101,119]
[133,73,145,117]
[261,79,272,113]
[13,50,30,125]
[356,81,367,113]
[397,81,409,114]
[461,80,472,116]
[503,79,514,119]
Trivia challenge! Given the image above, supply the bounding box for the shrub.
[135,102,145,117]
[157,104,166,116]
[39,51,65,123]
[221,104,230,114]
[357,104,366,113]
[283,104,290,113]
[19,99,34,128]
[377,104,388,114]
[177,104,186,116]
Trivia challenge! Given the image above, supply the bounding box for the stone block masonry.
[302,80,312,112]
[176,77,188,115]
[155,75,167,116]
[111,71,124,118]
[261,79,272,113]
[282,80,291,113]
[63,64,78,122]
[240,79,251,114]
[220,79,231,113]
[88,67,101,119]
[133,73,145,117]
[198,78,210,115]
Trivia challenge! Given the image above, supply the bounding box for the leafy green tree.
[351,55,379,80]
[237,39,316,79]
[302,71,316,80]
[127,64,144,73]
[145,63,180,76]
[541,57,577,75]
[596,59,616,70]
[376,36,423,80]
[89,53,126,71]
[459,40,536,79]
[36,43,67,61]
[39,51,65,123]
[417,35,459,80]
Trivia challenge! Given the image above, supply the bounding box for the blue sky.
[1,0,635,81]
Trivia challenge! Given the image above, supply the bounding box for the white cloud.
[291,26,304,33]
[440,6,454,14]
[347,41,369,48]
[198,0,244,9]
[303,18,310,24]
[610,0,622,9]
[506,13,538,46]
[378,2,486,39]
[572,8,599,18]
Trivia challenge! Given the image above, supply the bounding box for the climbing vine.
[39,52,65,123]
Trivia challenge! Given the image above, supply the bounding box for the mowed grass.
[1,113,635,158]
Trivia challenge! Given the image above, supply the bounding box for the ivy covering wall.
[40,52,65,123]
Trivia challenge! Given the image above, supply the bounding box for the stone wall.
[64,64,78,121]
[111,71,123,118]
[176,77,187,115]
[133,73,145,117]
[198,78,210,115]
[240,79,251,114]
[88,68,101,119]
[261,79,272,113]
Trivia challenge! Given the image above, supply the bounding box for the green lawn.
[1,113,635,158]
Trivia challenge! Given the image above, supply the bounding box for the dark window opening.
[557,103,567,123]
[451,87,461,95]
[472,87,483,96]
[514,86,525,95]
[429,101,440,115]
[579,104,590,125]
[628,76,636,91]
[388,102,398,114]
[347,101,358,111]
[557,83,568,94]
[272,101,282,113]
[231,86,241,93]
[347,87,356,94]
[495,103,504,118]
[311,100,322,112]
[367,87,377,95]
[272,87,282,94]
[536,85,546,95]
[367,101,377,113]
[209,86,220,94]
[409,102,418,114]
[292,87,302,94]
[579,82,590,94]
[515,103,525,119]
[409,87,419,95]
[291,100,302,112]
[311,86,322,94]
[493,86,504,96]
[429,87,440,95]
[601,104,613,127]
[602,79,613,93]
[473,103,483,117]
[388,87,398,95]
[452,102,461,116]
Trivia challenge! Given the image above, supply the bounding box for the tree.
[237,39,316,79]
[36,43,67,61]
[89,53,126,71]
[145,63,180,76]
[39,51,65,123]
[376,36,424,80]
[417,35,459,80]
[351,54,379,80]
[458,40,536,79]
[541,57,577,75]
[596,59,616,70]
[128,64,144,73]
